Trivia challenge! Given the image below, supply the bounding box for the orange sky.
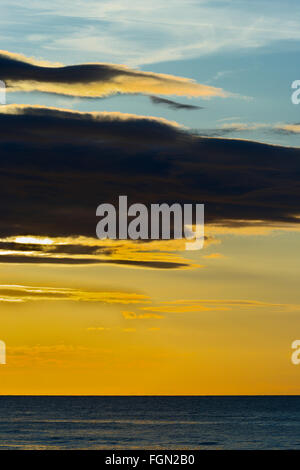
[0,227,300,395]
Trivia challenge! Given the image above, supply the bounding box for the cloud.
[141,305,224,313]
[0,235,200,270]
[221,123,268,131]
[0,105,299,255]
[206,220,300,236]
[140,298,300,314]
[0,104,183,145]
[149,95,203,110]
[196,122,300,137]
[6,0,300,66]
[203,253,225,259]
[0,284,149,304]
[122,311,164,319]
[274,124,300,134]
[195,122,269,137]
[0,254,191,270]
[0,50,228,99]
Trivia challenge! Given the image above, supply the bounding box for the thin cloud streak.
[0,284,150,304]
[149,95,204,110]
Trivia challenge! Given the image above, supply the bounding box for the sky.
[0,0,300,395]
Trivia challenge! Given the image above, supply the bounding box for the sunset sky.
[1,0,300,395]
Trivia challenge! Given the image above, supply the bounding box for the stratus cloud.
[0,105,300,245]
[0,235,201,270]
[197,122,300,137]
[140,299,300,314]
[274,124,300,134]
[0,50,228,99]
[0,284,149,304]
[0,104,183,145]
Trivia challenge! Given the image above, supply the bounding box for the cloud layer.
[0,104,299,245]
[0,50,228,99]
[0,234,197,270]
[0,284,149,304]
[197,122,300,137]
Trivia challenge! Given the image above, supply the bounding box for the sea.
[0,396,299,450]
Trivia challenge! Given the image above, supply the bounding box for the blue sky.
[2,0,300,146]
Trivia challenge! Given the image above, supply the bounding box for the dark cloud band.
[0,105,299,243]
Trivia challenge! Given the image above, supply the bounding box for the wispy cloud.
[196,122,300,137]
[149,95,203,110]
[274,124,300,134]
[8,0,300,66]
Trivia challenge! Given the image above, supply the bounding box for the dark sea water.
[0,396,300,449]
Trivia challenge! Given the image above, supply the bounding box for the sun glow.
[13,236,54,245]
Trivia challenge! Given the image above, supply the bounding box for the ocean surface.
[0,396,299,449]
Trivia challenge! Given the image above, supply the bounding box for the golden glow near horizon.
[0,226,300,395]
